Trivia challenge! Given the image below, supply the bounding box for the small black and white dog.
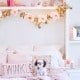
[34,59,47,76]
[34,59,51,80]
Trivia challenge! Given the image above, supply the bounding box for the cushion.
[3,63,33,78]
[32,55,51,76]
[51,51,64,68]
[8,53,32,64]
[5,52,33,77]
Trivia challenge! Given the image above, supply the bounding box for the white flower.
[50,11,60,20]
[38,15,47,23]
[26,13,35,22]
[11,9,19,15]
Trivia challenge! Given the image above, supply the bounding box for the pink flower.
[38,15,47,23]
[0,11,2,17]
[11,9,19,15]
[65,59,71,64]
[26,13,35,22]
[50,11,60,20]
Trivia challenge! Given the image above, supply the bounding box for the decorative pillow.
[4,52,33,78]
[3,63,33,78]
[8,52,32,64]
[32,55,51,76]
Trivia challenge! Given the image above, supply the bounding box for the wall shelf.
[0,6,57,10]
[69,40,80,44]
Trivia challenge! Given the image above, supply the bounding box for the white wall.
[0,10,65,46]
[66,0,80,68]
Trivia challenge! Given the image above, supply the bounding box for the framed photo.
[73,26,80,40]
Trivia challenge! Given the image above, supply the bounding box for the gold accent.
[20,12,26,19]
[57,2,72,17]
[0,2,6,7]
[2,9,11,18]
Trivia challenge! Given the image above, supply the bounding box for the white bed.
[0,46,71,80]
[0,78,27,80]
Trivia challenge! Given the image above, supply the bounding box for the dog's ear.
[43,60,46,67]
[34,60,37,66]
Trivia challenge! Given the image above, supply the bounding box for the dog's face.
[34,59,46,69]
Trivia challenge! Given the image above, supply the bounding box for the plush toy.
[34,59,51,80]
[34,59,47,76]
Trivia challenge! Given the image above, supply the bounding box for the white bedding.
[0,46,68,80]
[0,78,26,80]
[0,69,71,80]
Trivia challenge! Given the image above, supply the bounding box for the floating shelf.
[0,6,57,10]
[69,40,80,44]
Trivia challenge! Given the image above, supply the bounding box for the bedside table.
[66,69,80,80]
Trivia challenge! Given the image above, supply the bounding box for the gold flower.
[20,12,26,19]
[2,9,11,18]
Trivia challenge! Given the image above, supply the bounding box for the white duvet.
[0,69,71,80]
[0,78,26,80]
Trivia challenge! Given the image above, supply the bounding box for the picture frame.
[73,26,80,40]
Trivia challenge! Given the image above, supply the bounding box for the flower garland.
[0,3,72,28]
[20,10,60,28]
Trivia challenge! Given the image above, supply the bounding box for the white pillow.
[51,51,64,68]
[0,53,7,64]
[32,51,64,68]
[8,53,32,64]
[31,52,63,68]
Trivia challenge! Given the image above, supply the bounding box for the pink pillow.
[32,55,51,76]
[3,63,33,78]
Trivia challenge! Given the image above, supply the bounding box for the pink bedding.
[0,69,71,80]
[50,69,71,80]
